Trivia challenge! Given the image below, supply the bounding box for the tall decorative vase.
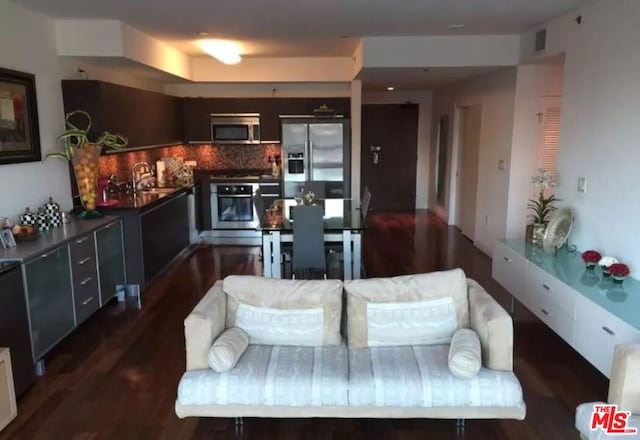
[71,143,103,218]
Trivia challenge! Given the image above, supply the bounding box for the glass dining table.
[257,199,366,279]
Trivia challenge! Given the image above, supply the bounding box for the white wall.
[505,61,564,239]
[544,0,640,272]
[362,90,433,209]
[430,68,517,255]
[0,0,71,220]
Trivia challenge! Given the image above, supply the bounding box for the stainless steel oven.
[211,183,260,229]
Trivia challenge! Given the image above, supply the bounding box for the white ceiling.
[16,0,588,57]
[358,67,503,92]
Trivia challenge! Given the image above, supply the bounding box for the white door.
[457,105,481,240]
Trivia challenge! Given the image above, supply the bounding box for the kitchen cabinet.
[23,245,75,361]
[61,80,184,150]
[492,239,640,378]
[69,233,100,325]
[0,263,34,397]
[183,98,351,143]
[95,221,126,306]
[141,192,189,282]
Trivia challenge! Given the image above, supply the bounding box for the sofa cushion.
[235,303,325,346]
[448,328,482,379]
[178,344,348,407]
[207,328,249,373]
[348,344,523,408]
[223,275,343,346]
[344,269,470,348]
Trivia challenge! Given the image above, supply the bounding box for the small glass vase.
[612,275,626,284]
[532,223,546,247]
[601,266,611,277]
[71,143,103,219]
[585,262,597,270]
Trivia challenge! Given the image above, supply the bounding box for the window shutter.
[537,97,562,172]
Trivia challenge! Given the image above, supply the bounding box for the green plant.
[527,191,557,224]
[46,110,127,160]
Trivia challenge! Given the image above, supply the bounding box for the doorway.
[361,104,419,210]
[455,104,482,240]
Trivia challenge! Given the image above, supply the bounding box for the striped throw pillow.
[207,327,249,372]
[448,328,482,379]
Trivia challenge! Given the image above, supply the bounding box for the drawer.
[71,254,97,284]
[574,296,640,378]
[533,294,575,345]
[69,234,96,262]
[527,263,577,318]
[73,276,99,325]
[492,242,527,299]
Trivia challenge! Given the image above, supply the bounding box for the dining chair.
[292,205,326,279]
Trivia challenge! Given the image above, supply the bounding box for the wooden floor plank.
[2,211,606,439]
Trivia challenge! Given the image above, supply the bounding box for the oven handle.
[218,194,254,198]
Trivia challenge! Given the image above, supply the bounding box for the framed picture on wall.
[0,67,41,165]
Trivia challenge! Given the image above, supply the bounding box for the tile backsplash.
[99,143,282,181]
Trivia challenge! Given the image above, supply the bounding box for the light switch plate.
[578,177,587,193]
[498,160,505,170]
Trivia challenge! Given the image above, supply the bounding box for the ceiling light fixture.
[199,39,242,65]
[448,24,465,29]
[387,86,395,91]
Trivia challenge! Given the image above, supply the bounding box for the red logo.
[591,404,638,435]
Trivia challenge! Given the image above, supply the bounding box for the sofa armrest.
[608,344,640,413]
[467,278,513,371]
[184,281,227,371]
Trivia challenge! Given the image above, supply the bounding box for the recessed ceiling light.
[448,24,465,29]
[386,86,395,91]
[199,39,242,65]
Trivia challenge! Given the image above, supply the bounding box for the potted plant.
[609,263,630,284]
[526,169,558,245]
[47,110,127,217]
[581,250,602,270]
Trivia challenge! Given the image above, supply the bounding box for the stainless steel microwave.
[211,113,260,144]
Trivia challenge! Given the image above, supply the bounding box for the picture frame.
[0,229,17,249]
[0,67,41,165]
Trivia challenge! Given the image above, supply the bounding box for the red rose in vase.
[609,263,630,278]
[581,250,602,264]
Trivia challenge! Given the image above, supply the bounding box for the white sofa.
[576,344,640,439]
[175,269,526,420]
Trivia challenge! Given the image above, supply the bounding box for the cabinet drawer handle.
[78,257,92,265]
[602,326,616,336]
[82,297,95,306]
[80,277,93,286]
[541,309,550,316]
[542,284,551,291]
[76,237,89,244]
[41,253,49,259]
[503,256,511,262]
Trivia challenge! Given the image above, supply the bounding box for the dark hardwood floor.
[2,211,608,440]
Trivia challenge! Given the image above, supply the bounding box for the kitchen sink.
[140,187,176,195]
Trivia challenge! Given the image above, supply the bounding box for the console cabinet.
[493,239,640,378]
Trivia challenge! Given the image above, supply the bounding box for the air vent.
[535,28,547,53]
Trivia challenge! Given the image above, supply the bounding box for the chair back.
[361,186,372,219]
[292,205,326,277]
[253,188,265,223]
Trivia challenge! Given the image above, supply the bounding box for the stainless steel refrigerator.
[281,118,350,199]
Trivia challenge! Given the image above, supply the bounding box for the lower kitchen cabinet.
[492,239,640,378]
[0,216,125,371]
[23,245,75,361]
[95,221,126,305]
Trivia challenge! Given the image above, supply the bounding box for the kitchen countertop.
[194,169,280,184]
[0,216,120,263]
[99,184,194,211]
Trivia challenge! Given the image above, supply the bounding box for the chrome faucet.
[131,161,151,192]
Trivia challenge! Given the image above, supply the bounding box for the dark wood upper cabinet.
[61,80,184,150]
[183,97,350,143]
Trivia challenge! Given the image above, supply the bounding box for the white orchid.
[531,169,557,189]
[598,256,618,268]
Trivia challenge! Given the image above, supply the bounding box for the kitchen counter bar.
[0,216,120,263]
[100,184,194,212]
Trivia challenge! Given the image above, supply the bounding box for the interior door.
[457,105,481,239]
[361,104,419,210]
